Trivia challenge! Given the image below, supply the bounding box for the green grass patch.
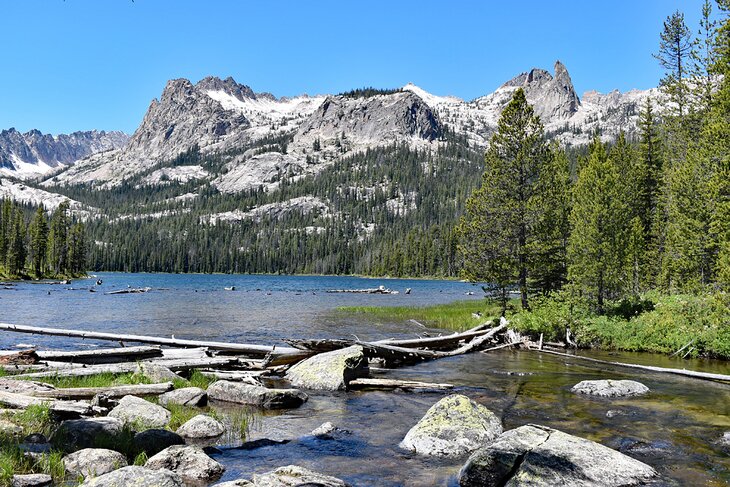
[0,436,66,487]
[12,404,54,437]
[172,369,216,390]
[37,371,151,389]
[338,299,505,332]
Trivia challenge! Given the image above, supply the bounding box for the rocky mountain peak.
[196,76,257,101]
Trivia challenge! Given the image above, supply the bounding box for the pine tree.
[29,206,49,278]
[68,222,87,275]
[692,0,718,111]
[48,201,70,276]
[568,138,628,312]
[655,10,694,117]
[5,208,26,276]
[458,88,550,312]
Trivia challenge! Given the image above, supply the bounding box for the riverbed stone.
[400,394,502,457]
[572,379,650,397]
[159,387,207,407]
[285,345,369,391]
[251,465,348,486]
[458,424,658,486]
[79,466,183,487]
[176,414,225,439]
[108,395,170,428]
[207,380,307,409]
[63,448,128,479]
[133,429,185,456]
[11,474,52,487]
[145,445,225,484]
[137,363,180,383]
[52,417,126,452]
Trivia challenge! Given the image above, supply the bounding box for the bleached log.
[36,346,163,364]
[0,390,92,417]
[0,323,299,356]
[534,349,730,383]
[348,378,454,390]
[30,382,174,399]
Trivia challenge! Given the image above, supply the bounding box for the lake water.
[1,273,730,486]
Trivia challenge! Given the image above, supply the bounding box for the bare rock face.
[400,394,503,457]
[207,380,308,409]
[0,128,128,179]
[145,445,225,485]
[458,424,658,486]
[63,448,128,479]
[286,345,369,391]
[108,395,171,428]
[571,379,650,397]
[293,91,443,150]
[79,466,183,487]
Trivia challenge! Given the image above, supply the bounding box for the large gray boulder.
[400,394,502,457]
[133,429,185,456]
[108,395,170,428]
[11,474,52,487]
[251,465,348,486]
[137,362,180,383]
[458,424,658,486]
[285,345,369,391]
[52,417,126,452]
[145,445,225,484]
[572,379,649,397]
[63,448,128,479]
[176,414,225,439]
[79,466,183,487]
[159,387,207,407]
[207,380,307,409]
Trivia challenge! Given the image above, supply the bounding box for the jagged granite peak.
[293,90,443,151]
[0,127,128,178]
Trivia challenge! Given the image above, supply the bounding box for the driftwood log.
[348,378,454,391]
[37,346,163,364]
[0,390,93,417]
[30,382,174,399]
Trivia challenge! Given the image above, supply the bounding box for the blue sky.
[0,0,709,135]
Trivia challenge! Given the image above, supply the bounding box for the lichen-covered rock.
[285,345,368,391]
[159,387,207,407]
[251,465,348,486]
[63,448,128,479]
[52,417,126,452]
[176,414,224,439]
[79,466,183,487]
[207,380,307,409]
[137,363,180,383]
[108,395,170,428]
[11,474,52,487]
[145,445,225,484]
[133,429,185,456]
[572,379,649,397]
[400,394,502,457]
[458,424,658,486]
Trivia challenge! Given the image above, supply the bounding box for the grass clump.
[13,404,53,437]
[39,372,151,389]
[171,369,216,390]
[0,437,66,486]
[338,299,505,331]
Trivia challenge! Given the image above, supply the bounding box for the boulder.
[400,394,502,457]
[159,387,207,407]
[285,345,368,391]
[572,379,650,397]
[207,380,307,409]
[137,363,180,383]
[79,466,183,487]
[458,424,658,486]
[108,395,170,428]
[719,431,730,446]
[310,422,350,440]
[145,445,225,484]
[176,414,225,439]
[251,465,348,486]
[63,448,128,479]
[52,417,126,452]
[133,429,185,456]
[11,474,52,487]
[214,481,253,487]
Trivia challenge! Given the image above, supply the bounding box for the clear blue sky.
[0,0,709,135]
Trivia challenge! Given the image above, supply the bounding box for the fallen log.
[0,323,299,357]
[348,378,454,391]
[30,382,174,399]
[0,349,39,365]
[357,341,443,365]
[534,349,730,384]
[13,356,239,379]
[480,342,520,353]
[36,346,163,364]
[284,339,353,353]
[105,287,152,295]
[440,322,507,356]
[0,390,92,417]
